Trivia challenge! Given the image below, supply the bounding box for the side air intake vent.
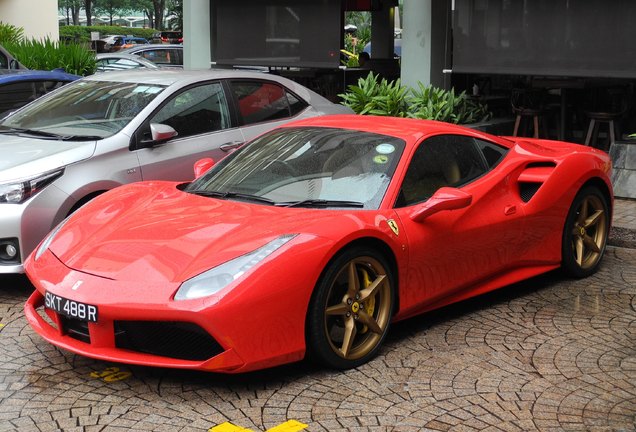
[519,183,541,202]
[516,162,556,203]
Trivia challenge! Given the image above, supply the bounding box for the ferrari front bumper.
[25,289,247,372]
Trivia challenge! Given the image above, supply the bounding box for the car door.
[228,79,310,143]
[393,134,526,312]
[133,80,244,181]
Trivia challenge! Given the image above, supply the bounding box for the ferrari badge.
[387,219,399,236]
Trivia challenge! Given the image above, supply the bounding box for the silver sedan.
[0,69,353,273]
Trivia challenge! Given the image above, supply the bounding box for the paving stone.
[0,247,635,431]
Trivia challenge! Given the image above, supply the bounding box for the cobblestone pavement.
[0,245,634,432]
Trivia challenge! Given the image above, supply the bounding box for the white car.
[0,69,352,273]
[95,53,160,72]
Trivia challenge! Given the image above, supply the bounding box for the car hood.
[0,135,95,182]
[50,182,346,283]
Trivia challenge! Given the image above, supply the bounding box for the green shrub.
[59,25,157,44]
[3,38,96,76]
[0,21,24,44]
[338,72,409,117]
[408,83,492,124]
[339,73,492,124]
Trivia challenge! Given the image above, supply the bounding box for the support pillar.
[401,0,451,89]
[183,0,212,69]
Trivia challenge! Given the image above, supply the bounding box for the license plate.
[44,291,98,323]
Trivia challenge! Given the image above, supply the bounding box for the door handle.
[220,141,244,152]
[504,205,517,215]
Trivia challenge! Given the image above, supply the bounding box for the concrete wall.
[0,0,59,41]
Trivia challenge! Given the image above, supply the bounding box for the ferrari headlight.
[34,216,71,261]
[174,234,297,301]
[0,169,64,204]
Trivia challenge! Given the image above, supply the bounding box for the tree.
[84,0,93,25]
[60,0,82,25]
[135,0,156,29]
[152,0,166,30]
[166,0,182,30]
[94,0,131,26]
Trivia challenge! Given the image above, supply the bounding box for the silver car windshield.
[0,80,166,139]
[187,127,405,210]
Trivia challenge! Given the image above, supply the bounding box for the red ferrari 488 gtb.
[25,115,613,373]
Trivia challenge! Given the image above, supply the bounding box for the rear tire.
[561,185,610,278]
[306,247,394,369]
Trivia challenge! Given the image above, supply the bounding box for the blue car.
[0,69,80,117]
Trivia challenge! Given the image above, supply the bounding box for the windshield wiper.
[0,127,101,141]
[282,199,364,208]
[190,190,277,206]
[58,135,103,141]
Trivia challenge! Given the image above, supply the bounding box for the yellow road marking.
[209,420,308,432]
[266,420,308,432]
[209,422,254,432]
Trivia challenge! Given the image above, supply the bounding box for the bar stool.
[511,88,549,139]
[583,85,630,150]
[584,111,622,150]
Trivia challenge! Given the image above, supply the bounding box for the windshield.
[0,80,166,139]
[186,127,405,209]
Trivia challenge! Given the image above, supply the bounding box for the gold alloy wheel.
[323,256,392,360]
[570,194,608,270]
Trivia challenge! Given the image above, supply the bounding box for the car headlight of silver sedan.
[0,169,64,204]
[174,234,297,301]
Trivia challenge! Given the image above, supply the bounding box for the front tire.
[306,247,394,370]
[561,185,610,278]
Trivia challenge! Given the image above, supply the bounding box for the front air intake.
[114,321,223,361]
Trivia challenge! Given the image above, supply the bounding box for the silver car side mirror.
[150,123,178,142]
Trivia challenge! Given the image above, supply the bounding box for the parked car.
[96,34,126,53]
[152,31,183,44]
[0,69,80,117]
[119,44,183,67]
[23,114,612,373]
[95,53,160,72]
[0,69,353,274]
[110,36,149,52]
[0,44,25,69]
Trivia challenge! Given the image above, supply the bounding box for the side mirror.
[137,123,178,149]
[150,123,178,142]
[410,187,472,222]
[9,59,19,69]
[193,158,215,178]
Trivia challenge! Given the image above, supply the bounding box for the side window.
[476,139,508,168]
[139,49,172,64]
[230,81,291,125]
[286,91,309,116]
[97,58,142,71]
[396,135,488,207]
[33,81,66,98]
[147,82,230,139]
[0,81,36,116]
[0,52,7,69]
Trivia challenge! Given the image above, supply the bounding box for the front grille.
[114,321,223,361]
[519,182,541,202]
[60,316,90,343]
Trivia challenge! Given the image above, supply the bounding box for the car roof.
[280,114,513,148]
[120,44,183,53]
[94,53,160,70]
[0,69,81,83]
[80,68,291,87]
